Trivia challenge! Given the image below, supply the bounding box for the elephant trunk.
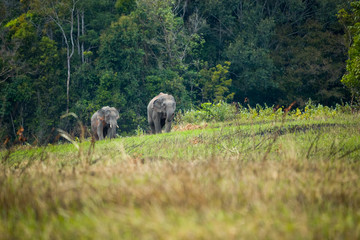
[166,110,175,122]
[165,110,174,133]
[108,119,118,138]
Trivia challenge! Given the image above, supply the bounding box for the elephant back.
[148,93,175,108]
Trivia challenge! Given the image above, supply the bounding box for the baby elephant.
[91,106,119,140]
[147,93,176,134]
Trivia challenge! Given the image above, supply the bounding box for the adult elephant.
[147,93,176,134]
[91,106,119,140]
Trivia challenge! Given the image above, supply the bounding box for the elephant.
[147,92,176,134]
[91,106,119,140]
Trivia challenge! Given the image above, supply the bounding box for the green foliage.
[180,101,236,123]
[1,11,64,143]
[274,18,347,106]
[5,13,35,41]
[199,61,234,102]
[115,0,136,15]
[179,100,350,125]
[338,2,360,102]
[98,15,144,71]
[224,2,276,104]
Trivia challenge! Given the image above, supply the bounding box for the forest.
[0,0,358,143]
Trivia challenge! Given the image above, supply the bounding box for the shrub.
[179,101,236,124]
[178,100,353,125]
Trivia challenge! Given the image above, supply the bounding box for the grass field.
[1,111,360,239]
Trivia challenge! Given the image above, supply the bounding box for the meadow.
[1,103,360,239]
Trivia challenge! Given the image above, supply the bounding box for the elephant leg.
[154,120,162,134]
[103,125,108,138]
[165,121,172,133]
[97,123,104,140]
[108,126,116,139]
[149,121,156,134]
[94,133,99,141]
[91,128,99,141]
[98,128,104,140]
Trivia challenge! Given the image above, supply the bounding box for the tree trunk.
[66,2,75,113]
[77,11,80,56]
[81,11,85,64]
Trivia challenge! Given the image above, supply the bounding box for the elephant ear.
[109,107,120,119]
[153,97,165,112]
[97,108,106,121]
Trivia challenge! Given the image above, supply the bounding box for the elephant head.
[153,96,176,121]
[91,106,119,140]
[147,93,176,134]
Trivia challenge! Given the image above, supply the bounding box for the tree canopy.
[338,1,360,102]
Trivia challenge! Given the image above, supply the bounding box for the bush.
[178,101,236,124]
[178,100,353,125]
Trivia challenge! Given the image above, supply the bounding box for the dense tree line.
[339,1,360,102]
[0,0,353,143]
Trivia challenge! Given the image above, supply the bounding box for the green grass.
[1,113,360,239]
